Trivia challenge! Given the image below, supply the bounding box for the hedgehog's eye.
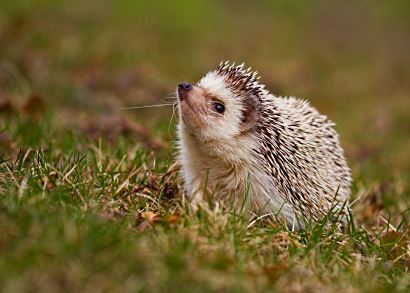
[214,103,225,114]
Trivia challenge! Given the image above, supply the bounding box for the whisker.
[168,101,179,135]
[119,104,173,110]
[161,96,177,104]
[165,92,177,97]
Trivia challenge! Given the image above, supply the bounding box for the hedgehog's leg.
[186,178,208,212]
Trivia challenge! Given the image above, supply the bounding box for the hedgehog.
[176,61,352,229]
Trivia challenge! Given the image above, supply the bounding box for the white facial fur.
[177,71,257,162]
[194,72,244,141]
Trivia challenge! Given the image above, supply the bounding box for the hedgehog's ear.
[240,95,259,132]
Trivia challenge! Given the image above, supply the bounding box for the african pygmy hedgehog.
[176,61,351,229]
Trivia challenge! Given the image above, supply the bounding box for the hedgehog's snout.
[177,82,193,101]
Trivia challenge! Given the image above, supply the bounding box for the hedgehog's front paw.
[188,189,206,212]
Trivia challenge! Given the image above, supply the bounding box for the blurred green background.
[1,1,410,291]
[2,0,410,185]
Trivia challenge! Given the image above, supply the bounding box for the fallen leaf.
[263,261,288,283]
[141,211,160,224]
[165,213,180,224]
[381,231,409,261]
[0,98,16,115]
[136,211,161,231]
[22,93,46,116]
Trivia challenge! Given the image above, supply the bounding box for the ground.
[0,1,409,292]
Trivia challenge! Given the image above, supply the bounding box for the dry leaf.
[22,93,46,116]
[0,98,16,115]
[263,262,288,283]
[165,213,180,224]
[381,231,409,261]
[141,211,160,224]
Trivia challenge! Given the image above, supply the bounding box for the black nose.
[178,82,193,91]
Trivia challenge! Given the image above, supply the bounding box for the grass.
[1,1,410,292]
[1,130,408,292]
